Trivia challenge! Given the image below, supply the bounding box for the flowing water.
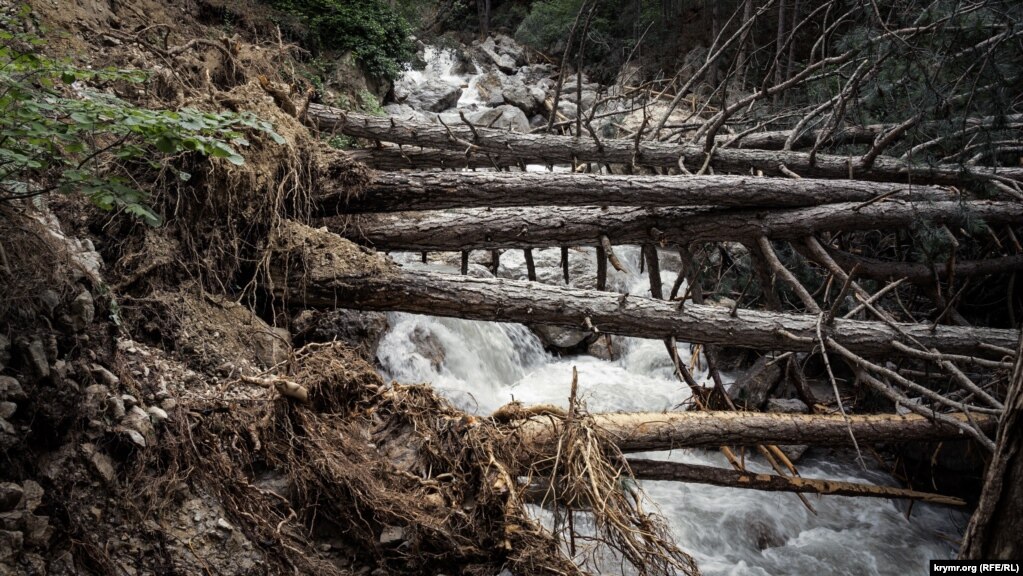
[372,47,967,575]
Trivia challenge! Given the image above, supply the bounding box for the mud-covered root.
[144,342,578,575]
[504,367,700,576]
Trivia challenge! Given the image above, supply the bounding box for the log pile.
[293,101,1023,516]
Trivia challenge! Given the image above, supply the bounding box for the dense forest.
[1,0,1021,574]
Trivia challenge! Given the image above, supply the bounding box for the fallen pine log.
[625,459,965,505]
[326,171,953,213]
[346,146,519,171]
[270,222,1021,356]
[329,200,1023,251]
[826,248,1023,283]
[309,106,1023,185]
[512,411,997,452]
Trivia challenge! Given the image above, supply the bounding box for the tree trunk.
[269,225,1019,357]
[627,459,965,505]
[327,201,1023,251]
[307,107,1023,184]
[960,332,1023,559]
[326,171,950,213]
[826,248,1023,283]
[511,411,996,453]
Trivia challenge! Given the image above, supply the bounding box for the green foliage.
[265,0,415,81]
[0,6,285,225]
[514,0,657,83]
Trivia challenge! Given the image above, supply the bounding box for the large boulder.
[473,71,505,106]
[476,35,519,74]
[502,82,546,116]
[393,78,463,112]
[470,105,530,133]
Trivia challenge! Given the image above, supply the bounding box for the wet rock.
[0,402,14,420]
[19,337,50,380]
[766,398,808,414]
[216,518,234,532]
[291,309,388,359]
[394,78,462,112]
[382,103,430,123]
[728,355,783,411]
[0,484,22,512]
[778,444,809,462]
[470,105,530,133]
[473,71,505,106]
[503,83,545,116]
[0,529,22,563]
[477,34,525,72]
[532,325,597,355]
[587,335,622,361]
[409,327,445,370]
[0,377,24,402]
[69,290,95,331]
[379,525,405,545]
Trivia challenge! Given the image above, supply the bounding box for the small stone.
[23,513,51,547]
[20,481,42,512]
[91,364,119,386]
[0,376,25,402]
[70,290,95,331]
[38,289,61,315]
[216,518,234,531]
[107,395,126,419]
[21,338,50,380]
[121,394,138,408]
[0,402,15,419]
[0,529,23,563]
[766,398,809,414]
[0,483,23,512]
[317,543,331,553]
[83,444,117,483]
[0,418,15,435]
[120,427,147,449]
[379,525,405,545]
[160,398,177,412]
[0,335,10,369]
[146,406,168,425]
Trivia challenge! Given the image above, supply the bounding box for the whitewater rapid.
[373,47,967,575]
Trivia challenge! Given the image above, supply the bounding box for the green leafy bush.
[0,6,285,225]
[266,0,415,81]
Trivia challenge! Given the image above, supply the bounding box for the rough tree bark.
[308,106,1023,184]
[325,171,951,213]
[960,332,1023,559]
[268,225,1019,357]
[626,459,964,505]
[512,411,995,452]
[328,201,1023,251]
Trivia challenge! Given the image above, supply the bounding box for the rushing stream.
[374,44,967,575]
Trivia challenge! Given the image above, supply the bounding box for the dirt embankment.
[1,1,692,575]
